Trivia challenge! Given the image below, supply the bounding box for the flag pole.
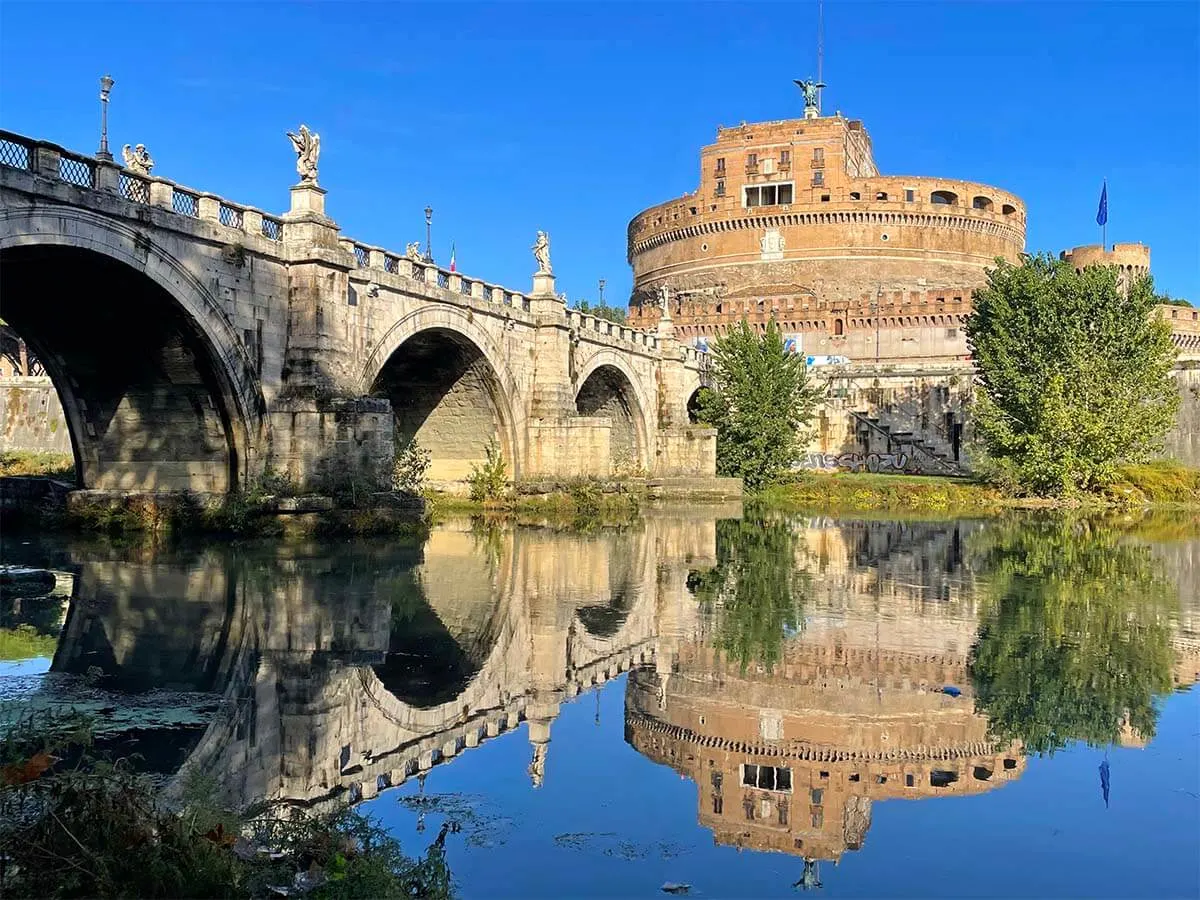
[1102,179,1107,251]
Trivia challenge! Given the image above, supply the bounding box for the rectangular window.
[812,170,824,186]
[747,152,758,168]
[780,149,791,165]
[741,764,793,792]
[744,183,794,208]
[777,801,789,826]
[905,189,915,202]
[813,147,824,162]
[715,179,726,197]
[712,795,724,814]
[716,157,725,172]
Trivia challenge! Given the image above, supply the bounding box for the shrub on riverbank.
[0,451,74,480]
[0,713,453,899]
[694,320,821,489]
[966,254,1180,497]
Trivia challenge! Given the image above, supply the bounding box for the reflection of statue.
[121,143,154,175]
[405,241,422,261]
[528,743,547,788]
[286,124,321,184]
[532,231,552,274]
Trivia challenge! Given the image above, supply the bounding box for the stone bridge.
[0,130,714,493]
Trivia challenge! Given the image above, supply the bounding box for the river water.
[2,508,1198,898]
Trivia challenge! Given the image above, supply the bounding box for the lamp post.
[598,278,606,308]
[423,206,433,263]
[97,74,114,162]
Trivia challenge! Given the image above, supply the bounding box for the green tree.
[689,517,806,670]
[574,299,627,324]
[968,516,1176,755]
[696,319,821,489]
[965,254,1179,496]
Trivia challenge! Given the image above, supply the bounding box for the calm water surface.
[2,509,1198,898]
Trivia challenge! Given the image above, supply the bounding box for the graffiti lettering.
[801,452,913,474]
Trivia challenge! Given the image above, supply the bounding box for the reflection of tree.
[969,517,1177,754]
[690,517,806,670]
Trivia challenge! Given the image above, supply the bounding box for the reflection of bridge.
[0,130,713,493]
[41,510,727,808]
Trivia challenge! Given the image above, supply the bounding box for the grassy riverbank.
[0,451,73,480]
[757,462,1200,514]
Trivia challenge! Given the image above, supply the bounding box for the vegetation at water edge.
[0,711,454,899]
[0,450,74,480]
[694,319,822,490]
[966,254,1180,497]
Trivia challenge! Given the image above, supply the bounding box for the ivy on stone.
[966,253,1180,496]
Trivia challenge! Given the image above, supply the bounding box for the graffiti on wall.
[801,451,915,473]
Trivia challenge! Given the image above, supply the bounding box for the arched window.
[849,192,861,201]
[834,318,845,336]
[931,190,958,205]
[972,195,993,210]
[876,191,888,200]
[1001,203,1017,215]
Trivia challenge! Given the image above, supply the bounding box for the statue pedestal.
[804,105,819,119]
[656,311,676,340]
[288,183,328,218]
[531,271,557,297]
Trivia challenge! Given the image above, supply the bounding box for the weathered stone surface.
[0,132,715,495]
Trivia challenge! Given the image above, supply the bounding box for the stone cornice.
[629,208,1026,260]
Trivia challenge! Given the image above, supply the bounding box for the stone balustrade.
[0,130,286,245]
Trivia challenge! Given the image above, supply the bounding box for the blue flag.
[1096,181,1108,227]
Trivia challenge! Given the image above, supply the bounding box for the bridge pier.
[0,128,722,495]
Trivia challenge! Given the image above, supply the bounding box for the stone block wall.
[655,425,717,477]
[525,418,612,480]
[0,377,70,454]
[267,398,394,494]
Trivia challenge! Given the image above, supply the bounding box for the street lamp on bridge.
[423,205,433,263]
[97,74,114,162]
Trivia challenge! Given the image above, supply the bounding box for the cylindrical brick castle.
[626,113,1027,363]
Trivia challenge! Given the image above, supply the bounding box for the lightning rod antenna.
[817,0,824,113]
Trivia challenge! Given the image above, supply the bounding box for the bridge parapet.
[0,127,718,492]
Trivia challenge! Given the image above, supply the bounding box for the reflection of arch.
[574,352,652,471]
[0,206,262,492]
[363,308,523,480]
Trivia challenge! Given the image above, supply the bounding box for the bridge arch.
[573,351,653,473]
[362,307,524,482]
[0,206,261,493]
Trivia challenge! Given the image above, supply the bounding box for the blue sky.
[2,1,1197,303]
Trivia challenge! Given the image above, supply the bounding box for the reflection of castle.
[626,520,1025,863]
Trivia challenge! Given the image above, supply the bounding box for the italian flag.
[449,243,456,273]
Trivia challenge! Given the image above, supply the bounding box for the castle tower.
[1059,243,1151,295]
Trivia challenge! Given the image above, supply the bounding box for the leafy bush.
[966,254,1180,496]
[0,451,75,480]
[467,443,508,503]
[696,319,821,490]
[0,712,455,899]
[392,440,432,494]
